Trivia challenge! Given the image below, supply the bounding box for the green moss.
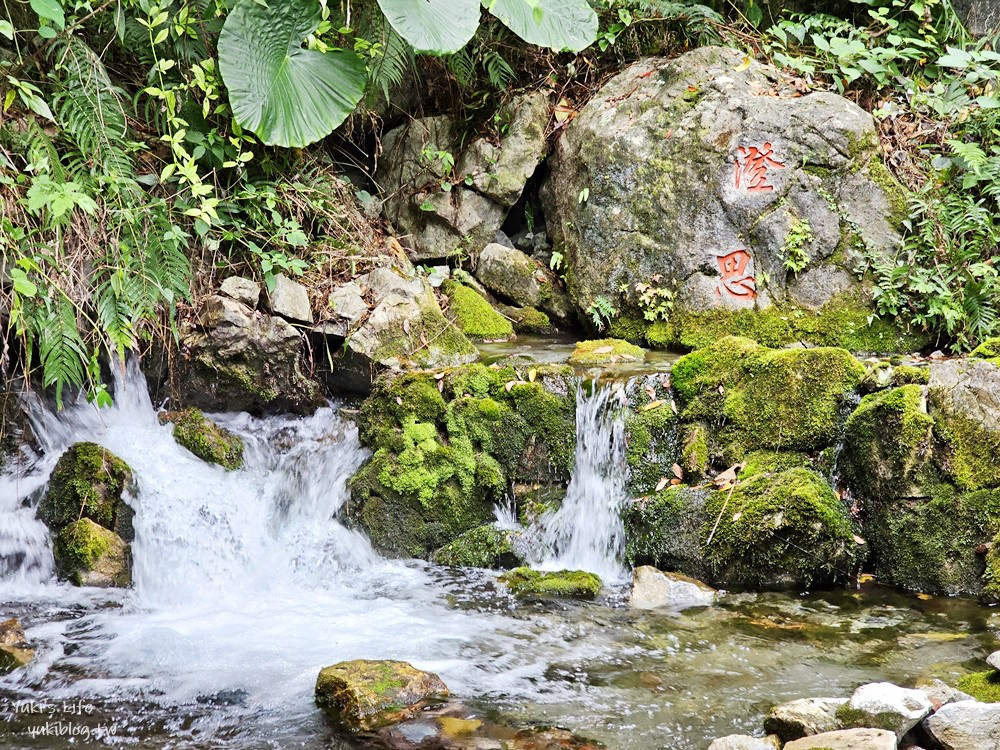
[863,158,911,229]
[53,518,129,587]
[350,364,577,558]
[679,423,709,479]
[835,704,908,732]
[972,337,1000,365]
[930,388,1000,491]
[957,671,1000,702]
[672,336,864,457]
[568,338,645,366]
[431,524,523,569]
[702,468,861,589]
[985,531,1000,602]
[625,403,678,493]
[39,442,133,538]
[890,365,929,386]
[158,408,244,470]
[739,451,809,479]
[443,280,514,341]
[498,567,602,599]
[623,487,710,579]
[511,307,552,334]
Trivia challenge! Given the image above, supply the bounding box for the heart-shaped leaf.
[487,0,597,52]
[218,0,366,148]
[377,0,480,54]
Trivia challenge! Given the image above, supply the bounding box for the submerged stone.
[0,618,34,675]
[498,567,602,599]
[38,442,134,541]
[314,659,449,732]
[53,518,131,587]
[159,408,244,470]
[629,565,717,611]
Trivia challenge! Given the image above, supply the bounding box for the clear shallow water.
[1,364,998,750]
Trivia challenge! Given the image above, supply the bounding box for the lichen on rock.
[158,408,244,470]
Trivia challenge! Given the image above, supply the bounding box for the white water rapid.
[534,383,630,582]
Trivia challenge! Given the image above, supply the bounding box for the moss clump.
[623,487,710,579]
[568,338,645,366]
[510,307,552,334]
[972,337,1000,365]
[842,385,934,501]
[679,423,709,479]
[739,450,810,479]
[702,468,861,589]
[443,281,514,341]
[985,532,1000,602]
[835,703,909,732]
[350,364,576,558]
[158,408,244,470]
[930,388,1000,492]
[431,524,523,569]
[672,336,864,457]
[315,659,449,732]
[498,567,602,599]
[39,442,134,539]
[625,402,678,493]
[957,671,1000,703]
[53,518,130,587]
[890,364,929,386]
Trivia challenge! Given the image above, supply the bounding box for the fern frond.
[38,298,88,409]
[483,50,515,90]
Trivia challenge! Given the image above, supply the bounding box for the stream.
[1,361,998,749]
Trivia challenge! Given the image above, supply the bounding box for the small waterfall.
[534,382,629,582]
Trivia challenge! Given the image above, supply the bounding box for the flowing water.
[1,364,998,750]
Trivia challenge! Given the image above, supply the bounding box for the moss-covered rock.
[956,671,1000,703]
[985,531,1000,603]
[702,468,861,589]
[738,450,811,479]
[971,336,1000,364]
[53,518,131,587]
[158,409,244,470]
[431,524,524,569]
[624,379,678,493]
[38,442,134,540]
[349,364,576,558]
[509,306,553,334]
[0,618,34,676]
[671,336,864,458]
[623,487,710,580]
[443,280,515,341]
[315,659,449,731]
[890,364,929,386]
[568,339,645,367]
[498,567,602,599]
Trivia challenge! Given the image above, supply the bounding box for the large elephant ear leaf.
[377,0,480,55]
[487,0,597,52]
[218,0,366,148]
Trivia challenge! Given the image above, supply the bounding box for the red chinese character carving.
[734,143,785,192]
[715,249,757,299]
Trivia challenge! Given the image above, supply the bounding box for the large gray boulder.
[543,46,907,335]
[923,699,1000,750]
[174,295,324,414]
[783,728,896,750]
[629,565,717,611]
[476,243,573,323]
[377,93,550,262]
[845,682,932,737]
[708,736,780,750]
[764,697,847,741]
[322,266,478,392]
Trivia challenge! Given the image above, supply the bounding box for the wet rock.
[624,487,710,581]
[442,280,515,342]
[783,728,896,750]
[476,243,573,323]
[54,518,131,587]
[764,697,847,741]
[267,273,313,324]
[505,726,604,749]
[175,294,324,414]
[916,678,974,710]
[923,699,1000,750]
[377,93,549,262]
[38,442,134,541]
[498,567,602,599]
[629,565,717,611]
[568,339,645,367]
[158,408,244,470]
[707,736,780,750]
[219,276,260,308]
[989,651,1000,671]
[322,281,370,338]
[326,267,479,393]
[955,0,1000,36]
[0,618,34,675]
[314,659,449,732]
[841,682,933,736]
[543,47,909,348]
[431,524,524,569]
[506,306,553,335]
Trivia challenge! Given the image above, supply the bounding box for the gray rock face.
[629,565,717,611]
[955,0,1000,36]
[707,735,780,750]
[917,678,974,710]
[543,46,906,325]
[847,682,932,737]
[377,93,549,262]
[763,697,847,741]
[325,267,478,392]
[783,728,896,750]
[928,358,1000,431]
[220,276,261,309]
[476,243,573,322]
[267,274,313,324]
[175,295,324,414]
[924,699,1000,750]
